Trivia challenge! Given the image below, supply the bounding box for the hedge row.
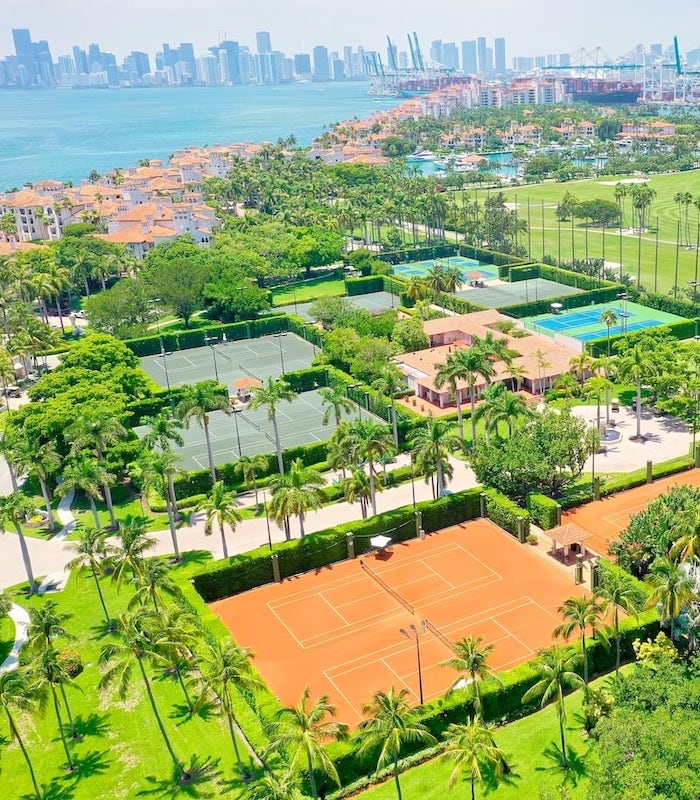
[527,493,560,530]
[376,243,461,265]
[585,317,699,357]
[437,292,488,315]
[345,276,384,296]
[508,263,622,292]
[500,285,623,319]
[125,382,228,427]
[124,314,289,357]
[191,487,486,602]
[484,488,530,537]
[630,289,698,320]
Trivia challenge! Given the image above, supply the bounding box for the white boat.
[408,149,436,161]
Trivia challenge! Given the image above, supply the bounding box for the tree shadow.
[535,742,590,785]
[172,551,212,573]
[169,699,218,724]
[215,761,264,793]
[481,757,522,794]
[65,748,113,781]
[89,619,119,640]
[70,712,112,739]
[20,782,75,800]
[136,755,222,799]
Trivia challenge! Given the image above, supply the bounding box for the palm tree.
[669,505,700,562]
[410,415,460,499]
[583,374,613,434]
[138,448,183,561]
[452,346,497,445]
[441,716,508,800]
[340,467,372,519]
[521,646,584,767]
[553,595,606,685]
[248,376,295,475]
[646,556,699,641]
[506,361,529,393]
[177,381,230,483]
[57,456,112,531]
[600,308,619,356]
[435,351,469,441]
[128,558,183,612]
[617,346,656,440]
[110,516,156,590]
[66,527,114,626]
[318,384,354,428]
[569,352,594,387]
[243,770,303,800]
[269,458,325,538]
[142,408,185,452]
[0,671,43,798]
[596,571,643,673]
[405,276,429,303]
[196,481,242,558]
[13,439,61,532]
[265,688,348,800]
[99,611,190,782]
[372,363,405,448]
[339,419,394,516]
[0,491,38,593]
[358,687,435,800]
[236,454,269,506]
[442,635,502,715]
[200,638,264,774]
[66,412,127,530]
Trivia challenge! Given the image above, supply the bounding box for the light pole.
[231,406,243,457]
[409,450,416,510]
[148,297,164,353]
[204,335,220,382]
[263,488,273,551]
[400,621,426,704]
[272,332,287,374]
[346,382,362,419]
[689,280,699,307]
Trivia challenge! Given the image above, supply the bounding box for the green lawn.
[0,613,15,664]
[471,170,700,295]
[271,277,346,306]
[0,555,272,800]
[354,669,630,800]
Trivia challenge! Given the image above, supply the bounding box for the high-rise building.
[559,52,571,67]
[256,32,272,54]
[494,37,506,73]
[72,46,88,74]
[312,46,330,80]
[197,55,220,85]
[178,43,197,80]
[650,43,663,57]
[477,37,488,73]
[442,43,459,71]
[430,39,443,64]
[128,51,151,78]
[219,41,241,83]
[294,53,312,78]
[331,59,345,80]
[12,28,38,85]
[461,40,477,74]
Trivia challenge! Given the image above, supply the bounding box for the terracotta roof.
[546,524,593,547]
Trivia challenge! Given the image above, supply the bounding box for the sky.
[2,0,699,62]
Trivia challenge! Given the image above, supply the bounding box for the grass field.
[473,171,700,294]
[0,613,14,663]
[271,276,346,306]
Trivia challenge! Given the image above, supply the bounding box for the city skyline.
[2,0,699,62]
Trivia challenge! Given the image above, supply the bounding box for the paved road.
[0,456,478,590]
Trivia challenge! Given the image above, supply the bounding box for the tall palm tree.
[142,408,185,452]
[243,770,303,800]
[410,415,461,499]
[99,611,190,782]
[405,276,429,302]
[196,481,242,558]
[506,361,529,393]
[138,448,183,561]
[569,352,594,387]
[441,716,508,800]
[66,412,127,530]
[358,687,435,800]
[435,350,469,441]
[265,688,348,800]
[13,439,61,532]
[248,376,295,475]
[617,346,656,441]
[0,491,38,593]
[236,454,269,506]
[318,384,354,428]
[553,595,606,685]
[109,516,156,590]
[521,646,584,767]
[57,456,113,531]
[442,635,502,715]
[200,638,264,774]
[66,527,114,626]
[669,505,700,563]
[340,467,372,519]
[454,346,497,446]
[372,363,405,448]
[128,558,183,612]
[269,458,325,538]
[600,309,619,356]
[645,556,699,641]
[339,419,394,516]
[0,671,43,799]
[583,374,613,434]
[177,381,230,483]
[596,571,643,673]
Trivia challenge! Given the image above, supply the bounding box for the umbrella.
[468,270,485,279]
[233,377,262,390]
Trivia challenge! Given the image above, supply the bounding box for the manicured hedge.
[500,286,622,319]
[484,488,530,537]
[377,244,461,265]
[126,383,228,427]
[508,263,622,292]
[124,314,289,356]
[437,292,488,314]
[287,315,326,348]
[345,276,384,296]
[527,493,560,530]
[586,317,699,356]
[630,289,698,319]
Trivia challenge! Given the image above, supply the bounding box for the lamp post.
[263,488,273,551]
[272,331,287,375]
[204,335,220,382]
[148,297,164,353]
[400,621,426,704]
[231,406,243,457]
[346,383,362,419]
[410,450,416,510]
[689,280,699,307]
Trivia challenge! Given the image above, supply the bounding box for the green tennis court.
[139,333,317,389]
[135,389,382,470]
[522,300,685,343]
[276,290,398,322]
[392,256,498,281]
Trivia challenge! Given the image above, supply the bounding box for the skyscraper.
[256,32,272,54]
[430,39,443,65]
[294,53,312,78]
[12,28,37,84]
[179,43,197,80]
[442,43,459,71]
[461,40,477,74]
[72,46,88,74]
[477,37,488,73]
[494,38,506,73]
[312,46,330,80]
[219,41,241,83]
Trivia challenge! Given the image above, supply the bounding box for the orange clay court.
[564,467,700,557]
[211,519,584,724]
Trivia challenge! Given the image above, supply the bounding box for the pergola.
[545,523,594,559]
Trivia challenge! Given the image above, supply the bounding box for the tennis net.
[238,362,263,381]
[360,560,414,614]
[424,618,454,651]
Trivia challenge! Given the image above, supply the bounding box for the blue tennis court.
[577,320,662,341]
[393,256,498,282]
[536,308,625,332]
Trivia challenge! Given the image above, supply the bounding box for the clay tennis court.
[563,468,700,557]
[211,520,582,723]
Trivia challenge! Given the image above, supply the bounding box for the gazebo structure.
[545,522,594,562]
[232,376,262,403]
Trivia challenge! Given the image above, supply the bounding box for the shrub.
[586,318,698,357]
[527,493,560,530]
[484,489,530,537]
[501,286,622,318]
[345,276,384,296]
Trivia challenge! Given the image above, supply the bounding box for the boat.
[407,150,436,161]
[564,78,642,105]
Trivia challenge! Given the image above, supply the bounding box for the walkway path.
[0,603,30,673]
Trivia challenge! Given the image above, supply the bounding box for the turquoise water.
[0,82,397,189]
